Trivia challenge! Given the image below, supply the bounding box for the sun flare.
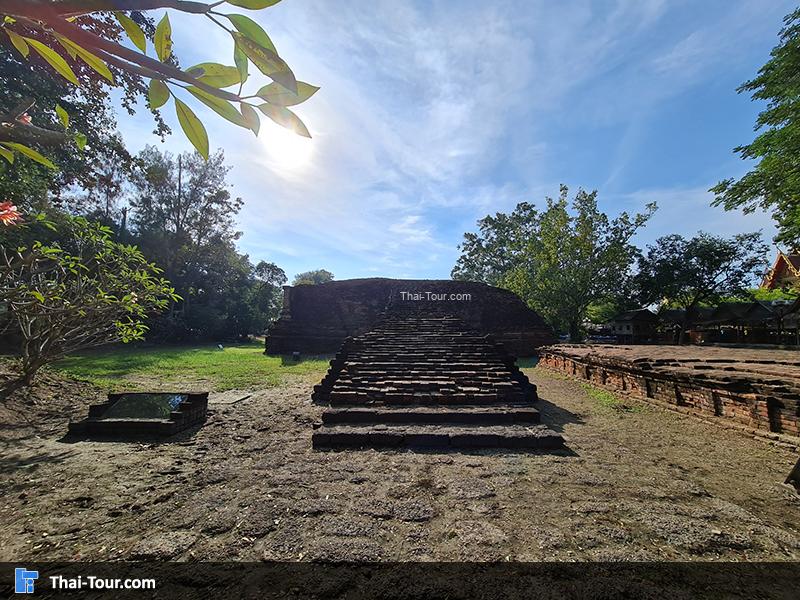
[261,120,314,171]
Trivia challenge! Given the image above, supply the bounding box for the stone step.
[322,391,530,405]
[321,405,540,425]
[312,423,564,450]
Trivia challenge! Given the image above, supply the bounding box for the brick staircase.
[311,307,564,450]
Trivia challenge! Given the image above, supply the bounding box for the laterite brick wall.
[539,350,800,440]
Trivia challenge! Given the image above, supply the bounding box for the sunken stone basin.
[68,392,209,439]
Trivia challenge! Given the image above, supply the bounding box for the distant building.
[763,251,800,289]
[605,309,659,344]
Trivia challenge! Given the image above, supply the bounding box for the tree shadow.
[0,449,77,475]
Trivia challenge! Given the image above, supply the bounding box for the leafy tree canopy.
[634,232,768,341]
[0,213,177,391]
[711,8,800,248]
[292,269,334,286]
[125,146,284,340]
[0,0,317,167]
[453,185,655,341]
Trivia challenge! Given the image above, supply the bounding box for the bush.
[0,215,177,394]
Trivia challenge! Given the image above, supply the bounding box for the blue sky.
[117,0,795,281]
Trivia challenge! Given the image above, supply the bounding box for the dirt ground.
[1,365,799,562]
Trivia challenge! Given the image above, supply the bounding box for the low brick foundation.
[68,392,209,439]
[539,345,800,444]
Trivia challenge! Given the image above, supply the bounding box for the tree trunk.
[569,320,580,343]
[21,358,45,387]
[679,304,698,345]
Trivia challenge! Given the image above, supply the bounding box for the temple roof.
[763,252,800,289]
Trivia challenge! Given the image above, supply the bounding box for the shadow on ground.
[535,396,584,433]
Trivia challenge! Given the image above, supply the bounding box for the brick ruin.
[266,278,555,357]
[539,345,800,442]
[311,306,564,450]
[68,392,209,439]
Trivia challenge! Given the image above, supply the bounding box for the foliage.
[292,269,334,286]
[453,185,655,341]
[451,204,537,286]
[54,341,329,392]
[0,214,177,389]
[710,8,800,248]
[127,146,285,340]
[749,286,798,301]
[585,298,631,324]
[0,0,317,165]
[634,232,768,341]
[0,13,157,209]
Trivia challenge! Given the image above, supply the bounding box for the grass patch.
[579,382,643,413]
[52,342,331,392]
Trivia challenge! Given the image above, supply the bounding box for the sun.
[261,120,314,171]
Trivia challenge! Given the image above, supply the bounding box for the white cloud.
[112,0,793,282]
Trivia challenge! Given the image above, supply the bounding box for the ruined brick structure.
[311,306,564,449]
[68,392,209,439]
[540,345,800,442]
[266,278,555,357]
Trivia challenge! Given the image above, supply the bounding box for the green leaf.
[57,36,114,83]
[148,79,170,109]
[186,87,249,128]
[23,37,79,86]
[30,290,45,303]
[226,14,276,53]
[186,62,241,88]
[257,81,319,106]
[241,103,260,136]
[115,11,147,54]
[0,142,57,169]
[257,103,310,138]
[174,98,209,160]
[154,13,172,62]
[234,41,249,84]
[0,146,14,164]
[56,104,69,129]
[5,29,29,57]
[233,33,297,94]
[226,0,283,8]
[74,132,87,151]
[55,36,78,59]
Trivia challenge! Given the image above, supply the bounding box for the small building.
[763,251,800,289]
[606,309,659,344]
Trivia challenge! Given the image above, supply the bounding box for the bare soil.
[1,365,799,562]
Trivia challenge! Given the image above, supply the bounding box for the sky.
[116,0,796,282]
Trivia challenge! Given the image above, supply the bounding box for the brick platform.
[539,345,800,442]
[266,278,555,356]
[311,308,564,450]
[68,392,209,439]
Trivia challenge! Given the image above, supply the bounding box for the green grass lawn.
[52,342,331,392]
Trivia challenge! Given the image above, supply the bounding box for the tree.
[453,185,655,341]
[634,232,768,343]
[711,8,800,248]
[0,14,151,209]
[127,146,283,340]
[0,214,177,394]
[451,203,538,286]
[0,0,318,167]
[292,269,334,286]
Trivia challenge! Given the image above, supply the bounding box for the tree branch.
[10,11,243,103]
[2,1,213,18]
[0,122,69,146]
